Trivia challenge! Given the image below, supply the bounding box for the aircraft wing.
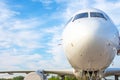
[0,70,34,74]
[0,69,74,76]
[103,68,120,77]
[42,69,73,76]
[0,69,74,80]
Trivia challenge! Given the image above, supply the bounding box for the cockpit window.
[73,12,88,21]
[65,17,73,25]
[90,12,107,20]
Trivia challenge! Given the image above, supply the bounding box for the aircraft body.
[1,8,120,80]
[63,8,119,71]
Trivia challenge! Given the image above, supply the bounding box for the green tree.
[12,76,24,80]
[48,76,77,80]
[48,76,60,80]
[65,76,77,80]
[0,79,6,80]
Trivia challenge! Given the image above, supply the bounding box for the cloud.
[44,25,71,69]
[32,0,53,7]
[0,52,42,70]
[0,1,46,71]
[32,0,53,4]
[0,2,18,21]
[9,18,43,30]
[0,0,71,71]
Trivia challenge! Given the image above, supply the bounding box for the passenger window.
[90,12,107,20]
[73,13,88,21]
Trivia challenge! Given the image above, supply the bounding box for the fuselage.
[62,8,119,72]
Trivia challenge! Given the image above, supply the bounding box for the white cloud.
[0,1,45,70]
[0,2,18,21]
[32,0,53,7]
[0,52,42,70]
[41,25,71,69]
[33,0,52,4]
[9,18,43,30]
[0,0,71,71]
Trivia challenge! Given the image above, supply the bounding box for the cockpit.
[73,12,107,22]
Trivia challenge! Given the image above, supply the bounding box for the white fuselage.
[62,9,119,71]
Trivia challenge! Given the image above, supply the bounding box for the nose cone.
[62,19,117,71]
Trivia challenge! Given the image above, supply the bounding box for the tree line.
[0,76,24,80]
[48,76,77,80]
[0,76,78,80]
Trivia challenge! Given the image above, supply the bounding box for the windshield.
[73,12,88,21]
[90,12,107,20]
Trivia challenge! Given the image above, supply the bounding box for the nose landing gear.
[115,75,119,80]
[60,75,65,80]
[74,70,102,80]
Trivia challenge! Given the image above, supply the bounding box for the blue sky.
[0,0,120,72]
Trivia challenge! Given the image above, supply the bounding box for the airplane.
[0,8,120,80]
